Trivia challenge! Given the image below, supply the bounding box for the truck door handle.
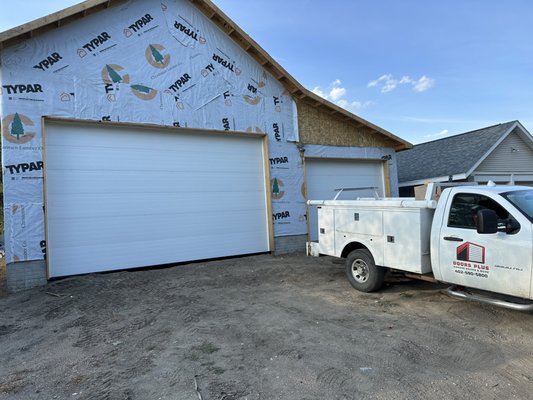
[443,236,463,242]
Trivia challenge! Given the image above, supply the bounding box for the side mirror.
[476,209,498,234]
[504,218,521,234]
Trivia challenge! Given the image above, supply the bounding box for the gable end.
[475,128,533,174]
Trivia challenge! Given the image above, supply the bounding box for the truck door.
[438,192,532,299]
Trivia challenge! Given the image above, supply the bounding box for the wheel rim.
[350,258,369,283]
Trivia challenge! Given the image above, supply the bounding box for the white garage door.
[306,158,385,241]
[44,120,270,278]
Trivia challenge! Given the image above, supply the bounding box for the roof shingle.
[397,121,517,183]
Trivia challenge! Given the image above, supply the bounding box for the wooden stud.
[41,117,51,280]
[262,136,275,253]
[42,116,271,140]
[301,153,312,244]
[383,160,392,197]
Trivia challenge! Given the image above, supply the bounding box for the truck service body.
[307,184,533,309]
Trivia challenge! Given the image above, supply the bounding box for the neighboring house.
[397,121,533,196]
[0,0,410,290]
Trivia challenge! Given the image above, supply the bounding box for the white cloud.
[312,79,372,113]
[424,129,450,139]
[311,86,326,98]
[367,74,394,91]
[368,74,435,93]
[413,75,435,92]
[329,86,346,101]
[337,99,373,112]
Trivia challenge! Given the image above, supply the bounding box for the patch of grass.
[208,366,225,375]
[192,341,219,354]
[379,300,398,309]
[185,352,200,361]
[69,375,84,385]
[201,361,224,374]
[400,292,414,298]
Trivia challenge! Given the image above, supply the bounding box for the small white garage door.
[306,158,386,241]
[44,119,270,278]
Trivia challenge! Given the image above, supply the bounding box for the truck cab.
[431,186,533,300]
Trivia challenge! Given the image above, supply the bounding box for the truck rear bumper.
[306,242,320,257]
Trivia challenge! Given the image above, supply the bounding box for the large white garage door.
[44,120,270,278]
[306,158,385,241]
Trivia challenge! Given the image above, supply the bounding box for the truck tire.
[345,249,384,292]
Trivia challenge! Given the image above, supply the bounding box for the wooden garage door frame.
[302,155,391,241]
[41,117,274,278]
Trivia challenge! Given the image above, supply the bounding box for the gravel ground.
[1,254,533,399]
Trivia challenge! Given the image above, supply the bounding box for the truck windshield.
[502,190,533,222]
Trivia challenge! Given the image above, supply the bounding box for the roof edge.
[189,0,411,150]
[464,121,518,177]
[0,0,411,151]
[412,120,518,147]
[0,0,120,48]
[398,173,468,187]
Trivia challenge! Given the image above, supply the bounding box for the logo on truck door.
[453,242,489,279]
[457,242,485,264]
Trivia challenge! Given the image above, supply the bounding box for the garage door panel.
[50,209,268,247]
[46,191,266,219]
[306,158,385,241]
[45,146,262,173]
[45,121,270,277]
[45,171,265,195]
[46,127,259,151]
[50,230,268,277]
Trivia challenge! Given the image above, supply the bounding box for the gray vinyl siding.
[475,129,533,173]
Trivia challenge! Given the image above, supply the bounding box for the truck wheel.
[345,249,384,292]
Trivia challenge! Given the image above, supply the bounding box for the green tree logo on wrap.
[2,113,35,144]
[271,177,285,200]
[101,64,130,84]
[130,84,158,100]
[145,44,170,69]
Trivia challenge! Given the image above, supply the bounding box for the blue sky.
[2,0,533,144]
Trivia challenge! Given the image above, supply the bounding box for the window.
[502,190,533,222]
[448,193,510,229]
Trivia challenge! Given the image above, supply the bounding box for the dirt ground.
[1,254,533,399]
[0,259,6,298]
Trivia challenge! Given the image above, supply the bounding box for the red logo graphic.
[457,242,485,264]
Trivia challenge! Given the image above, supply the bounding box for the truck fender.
[340,241,383,266]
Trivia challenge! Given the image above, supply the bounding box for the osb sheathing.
[297,100,396,148]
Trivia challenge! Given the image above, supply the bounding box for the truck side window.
[448,193,509,229]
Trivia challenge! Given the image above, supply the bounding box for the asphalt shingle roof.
[397,121,517,183]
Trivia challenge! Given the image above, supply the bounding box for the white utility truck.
[307,183,533,310]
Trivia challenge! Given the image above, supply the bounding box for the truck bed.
[309,198,437,274]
